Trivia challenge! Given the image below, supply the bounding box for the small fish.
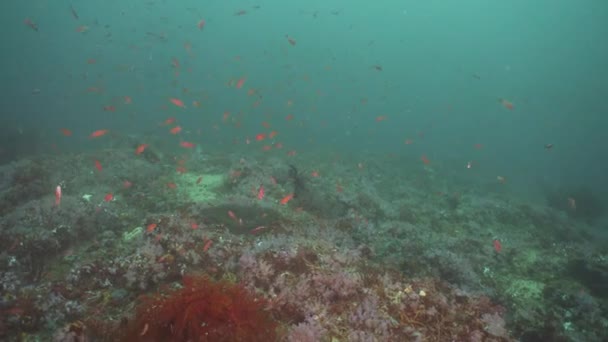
[544,144,553,150]
[124,96,132,104]
[257,185,265,200]
[311,170,320,177]
[123,180,133,188]
[236,77,246,89]
[280,193,294,205]
[250,226,266,234]
[94,160,102,171]
[103,105,116,112]
[146,223,157,232]
[497,176,506,184]
[255,133,266,141]
[228,210,238,221]
[466,161,473,169]
[170,126,182,134]
[197,19,206,30]
[203,238,213,252]
[568,197,576,210]
[170,98,186,108]
[164,117,176,125]
[167,182,177,189]
[60,128,72,136]
[196,176,203,184]
[90,129,108,138]
[269,131,278,139]
[104,193,113,202]
[421,155,430,165]
[493,239,502,253]
[55,185,62,206]
[24,18,38,32]
[180,141,195,148]
[70,5,79,20]
[135,144,148,155]
[285,35,296,46]
[190,222,199,229]
[499,98,514,110]
[375,115,387,122]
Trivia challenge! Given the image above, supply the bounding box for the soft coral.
[121,275,278,342]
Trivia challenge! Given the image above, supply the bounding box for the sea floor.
[0,146,606,341]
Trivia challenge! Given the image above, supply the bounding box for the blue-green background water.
[2,0,607,201]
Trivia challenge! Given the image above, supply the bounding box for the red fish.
[103,105,116,112]
[499,98,514,110]
[94,160,102,171]
[180,141,195,148]
[280,193,294,205]
[170,98,185,108]
[170,126,182,134]
[250,226,266,234]
[90,129,108,138]
[493,239,502,253]
[104,193,113,202]
[135,144,148,155]
[197,19,206,30]
[147,223,157,232]
[60,128,72,136]
[123,180,133,188]
[421,155,430,165]
[203,238,213,252]
[55,185,62,206]
[228,210,238,221]
[257,185,265,200]
[164,117,176,125]
[236,77,246,89]
[255,133,266,141]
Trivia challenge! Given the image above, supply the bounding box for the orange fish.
[170,98,185,108]
[147,223,157,232]
[60,128,72,136]
[197,19,206,30]
[104,193,113,202]
[236,77,246,89]
[280,193,294,205]
[499,98,514,110]
[164,117,176,125]
[90,129,108,138]
[256,133,266,141]
[180,141,195,148]
[269,131,278,139]
[375,115,387,122]
[94,160,102,171]
[421,155,430,165]
[135,144,148,155]
[170,126,182,134]
[250,226,266,234]
[203,238,213,252]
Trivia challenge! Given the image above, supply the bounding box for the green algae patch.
[178,174,225,203]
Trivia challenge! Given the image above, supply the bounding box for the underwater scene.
[1,1,607,341]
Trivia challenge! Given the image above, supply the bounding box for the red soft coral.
[121,275,278,342]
